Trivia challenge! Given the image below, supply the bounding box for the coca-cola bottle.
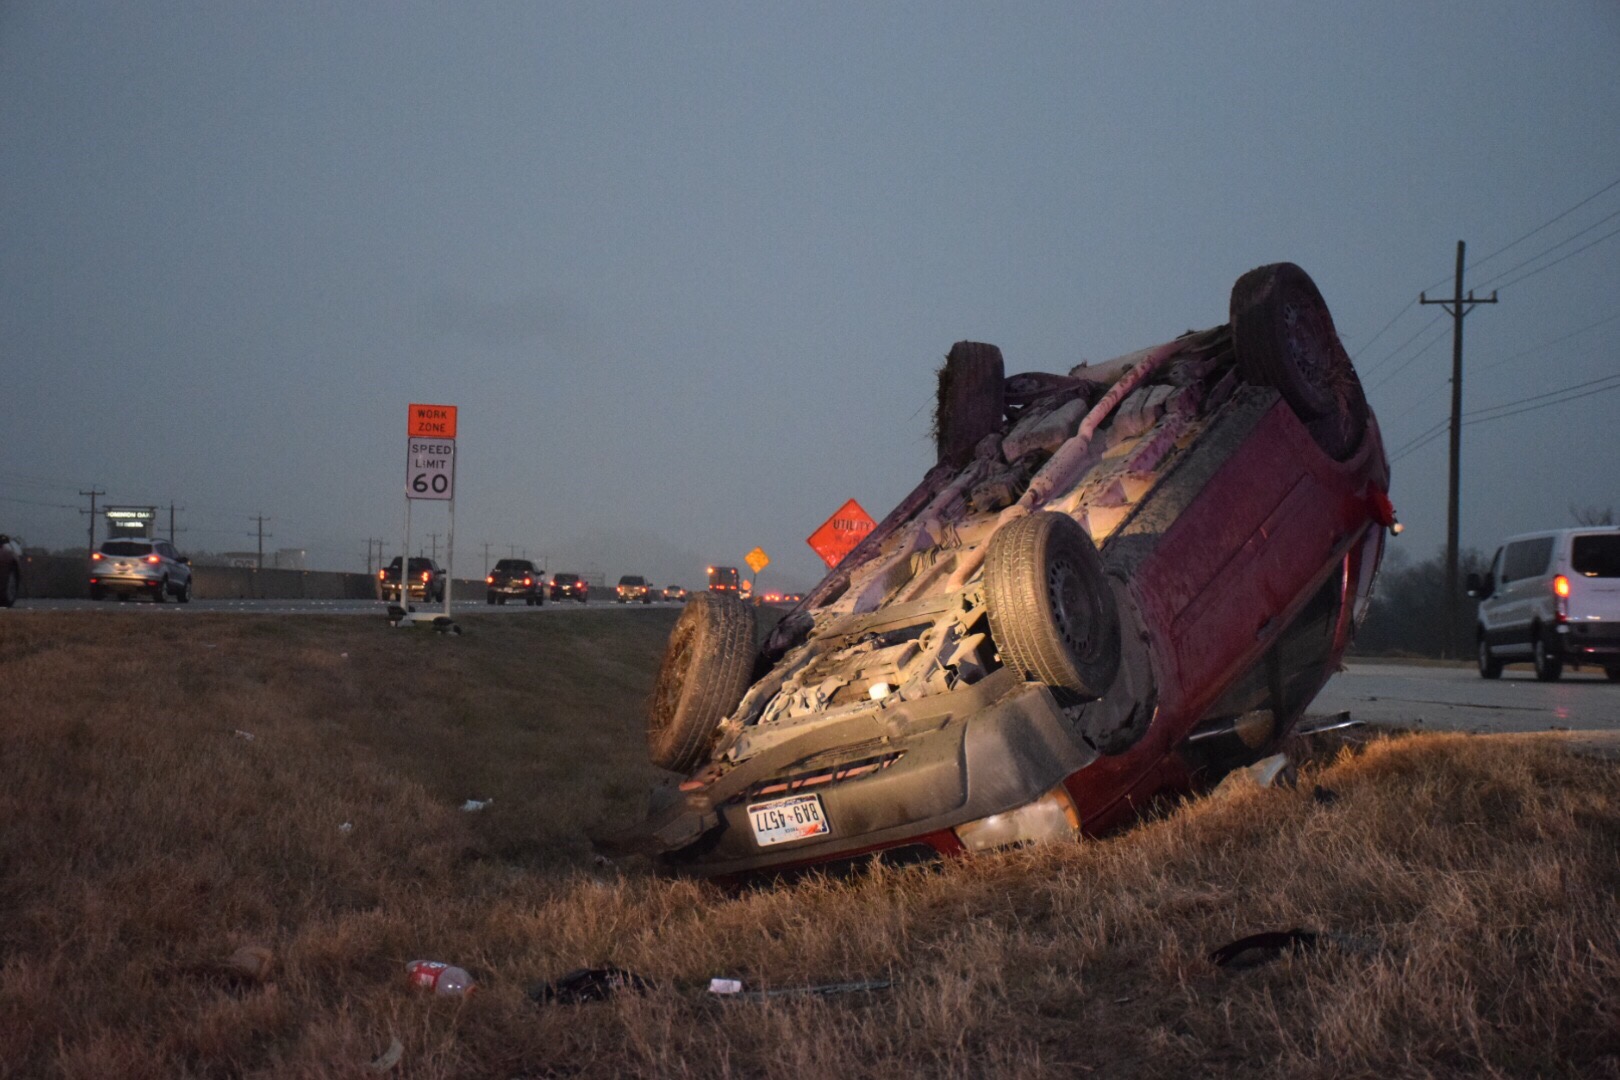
[405,959,475,996]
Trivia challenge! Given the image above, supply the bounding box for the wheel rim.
[1046,556,1098,660]
[1479,639,1490,670]
[1281,296,1334,398]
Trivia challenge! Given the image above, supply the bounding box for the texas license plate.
[747,793,830,847]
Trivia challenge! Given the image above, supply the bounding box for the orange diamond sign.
[807,499,876,569]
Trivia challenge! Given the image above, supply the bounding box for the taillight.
[421,571,430,582]
[486,575,494,584]
[378,570,385,580]
[1553,575,1570,598]
[523,577,532,585]
[145,555,161,564]
[91,552,103,561]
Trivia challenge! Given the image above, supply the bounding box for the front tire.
[1,569,17,608]
[178,577,192,604]
[984,511,1121,700]
[647,593,757,773]
[1477,636,1502,679]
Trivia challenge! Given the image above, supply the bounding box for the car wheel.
[178,577,192,604]
[1532,631,1563,682]
[1477,635,1502,679]
[89,584,104,602]
[1,568,17,608]
[1230,263,1368,459]
[984,511,1121,700]
[935,341,1005,468]
[647,592,758,773]
[487,592,496,605]
[153,576,168,603]
[1606,665,1620,683]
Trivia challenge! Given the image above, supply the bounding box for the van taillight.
[378,570,385,580]
[1553,574,1570,598]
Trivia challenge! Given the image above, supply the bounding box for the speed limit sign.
[406,438,456,501]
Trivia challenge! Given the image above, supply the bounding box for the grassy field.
[1,612,1617,1079]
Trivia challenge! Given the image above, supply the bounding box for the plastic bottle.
[405,959,475,996]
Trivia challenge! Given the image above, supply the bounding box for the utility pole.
[251,515,272,571]
[508,543,518,558]
[482,541,492,576]
[168,502,185,543]
[79,488,106,554]
[1421,240,1498,658]
[428,532,440,563]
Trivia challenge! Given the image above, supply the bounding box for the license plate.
[747,793,830,847]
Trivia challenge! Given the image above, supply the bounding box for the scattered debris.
[722,979,893,1001]
[405,959,475,996]
[225,945,274,984]
[1295,711,1361,737]
[460,798,493,812]
[593,854,615,869]
[1312,785,1340,805]
[707,977,743,995]
[232,730,256,742]
[530,967,655,1005]
[339,821,354,834]
[366,1037,404,1074]
[1210,929,1320,969]
[1210,753,1298,800]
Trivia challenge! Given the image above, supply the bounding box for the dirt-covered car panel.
[613,264,1393,877]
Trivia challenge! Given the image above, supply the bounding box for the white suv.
[1469,528,1620,681]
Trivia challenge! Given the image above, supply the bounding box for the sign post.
[401,404,459,625]
[807,499,876,569]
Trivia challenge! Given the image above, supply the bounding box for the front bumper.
[651,672,1098,877]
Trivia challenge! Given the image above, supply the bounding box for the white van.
[1468,528,1620,681]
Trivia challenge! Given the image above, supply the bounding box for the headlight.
[953,784,1080,853]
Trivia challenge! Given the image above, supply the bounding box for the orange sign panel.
[408,403,458,439]
[807,499,876,569]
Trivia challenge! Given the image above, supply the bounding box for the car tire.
[1606,665,1620,683]
[89,584,104,602]
[153,576,168,603]
[178,577,192,604]
[1477,635,1502,679]
[984,511,1121,700]
[1,568,17,608]
[1532,630,1563,682]
[1230,263,1368,459]
[935,341,1005,468]
[647,592,757,774]
[487,593,496,605]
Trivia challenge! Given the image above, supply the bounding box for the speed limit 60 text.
[406,439,456,501]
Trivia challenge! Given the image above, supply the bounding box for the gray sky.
[4,2,1618,589]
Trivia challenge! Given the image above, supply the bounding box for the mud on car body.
[612,264,1396,879]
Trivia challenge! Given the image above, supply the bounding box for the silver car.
[89,538,194,603]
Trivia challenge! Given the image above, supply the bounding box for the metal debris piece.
[530,967,655,1005]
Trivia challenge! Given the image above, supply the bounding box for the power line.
[1349,297,1417,362]
[1464,372,1620,423]
[1359,312,1446,378]
[1480,311,1620,373]
[1365,321,1452,393]
[1462,172,1620,280]
[1472,206,1620,290]
[1389,373,1620,463]
[1491,222,1620,293]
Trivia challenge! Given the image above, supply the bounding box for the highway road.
[1318,661,1620,747]
[5,597,683,616]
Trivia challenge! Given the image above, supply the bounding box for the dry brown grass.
[2,612,1617,1079]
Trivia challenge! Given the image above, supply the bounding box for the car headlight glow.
[953,784,1080,853]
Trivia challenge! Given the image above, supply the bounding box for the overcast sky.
[4,2,1618,589]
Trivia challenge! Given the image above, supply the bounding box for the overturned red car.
[617,264,1395,878]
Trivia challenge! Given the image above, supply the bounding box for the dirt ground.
[2,612,1617,1078]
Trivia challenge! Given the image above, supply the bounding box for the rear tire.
[89,584,104,602]
[1606,665,1620,683]
[647,593,758,773]
[487,593,496,605]
[1477,636,1502,679]
[1533,631,1563,682]
[153,577,168,603]
[935,341,1005,468]
[1230,263,1367,459]
[984,511,1121,700]
[1,568,17,608]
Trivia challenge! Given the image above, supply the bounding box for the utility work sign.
[406,438,456,500]
[745,547,770,574]
[807,499,876,569]
[408,403,458,439]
